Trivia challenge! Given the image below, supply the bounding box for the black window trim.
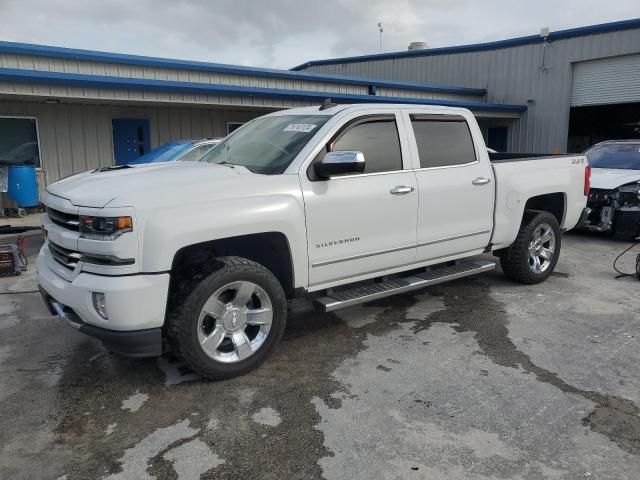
[409,114,479,171]
[306,114,407,181]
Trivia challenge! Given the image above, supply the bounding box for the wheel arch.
[168,232,296,305]
[523,192,566,227]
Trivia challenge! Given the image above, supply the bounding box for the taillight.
[584,165,591,196]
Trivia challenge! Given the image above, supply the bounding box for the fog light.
[92,292,108,319]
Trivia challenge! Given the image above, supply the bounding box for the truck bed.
[489,153,588,249]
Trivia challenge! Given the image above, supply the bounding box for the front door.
[403,111,494,262]
[300,112,418,288]
[112,118,150,165]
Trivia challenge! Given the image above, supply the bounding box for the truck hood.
[591,168,640,190]
[46,162,254,208]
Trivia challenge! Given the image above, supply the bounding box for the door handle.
[390,186,414,195]
[472,177,491,186]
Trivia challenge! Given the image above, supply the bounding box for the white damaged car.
[583,140,640,240]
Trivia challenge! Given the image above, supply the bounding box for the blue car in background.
[132,138,221,164]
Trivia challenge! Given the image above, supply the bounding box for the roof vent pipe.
[408,41,428,50]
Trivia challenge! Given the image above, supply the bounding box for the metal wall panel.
[0,100,266,184]
[302,28,640,152]
[571,53,640,106]
[0,52,484,104]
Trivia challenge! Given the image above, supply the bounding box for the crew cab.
[37,104,589,379]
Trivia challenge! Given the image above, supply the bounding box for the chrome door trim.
[417,230,491,248]
[413,160,479,172]
[311,243,416,268]
[327,169,409,180]
[309,248,483,287]
[312,230,490,268]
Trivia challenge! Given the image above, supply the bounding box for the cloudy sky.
[0,0,638,69]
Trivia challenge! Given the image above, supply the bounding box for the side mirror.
[315,151,365,178]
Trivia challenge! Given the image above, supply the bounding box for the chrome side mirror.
[315,151,365,178]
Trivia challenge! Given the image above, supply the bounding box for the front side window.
[411,116,476,168]
[200,115,329,175]
[0,117,41,168]
[331,117,402,174]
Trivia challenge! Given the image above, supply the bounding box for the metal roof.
[291,18,640,70]
[0,67,526,113]
[0,40,485,96]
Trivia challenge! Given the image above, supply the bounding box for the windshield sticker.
[283,123,318,133]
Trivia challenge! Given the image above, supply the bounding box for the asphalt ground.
[0,231,638,479]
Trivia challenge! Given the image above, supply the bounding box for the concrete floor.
[0,212,42,228]
[0,232,638,480]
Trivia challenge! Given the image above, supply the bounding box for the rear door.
[403,110,494,262]
[300,110,418,288]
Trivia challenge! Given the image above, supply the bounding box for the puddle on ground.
[48,280,638,479]
[405,281,640,456]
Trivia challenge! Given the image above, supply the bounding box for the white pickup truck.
[37,103,590,379]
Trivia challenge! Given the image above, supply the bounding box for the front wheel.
[167,256,287,380]
[499,211,561,284]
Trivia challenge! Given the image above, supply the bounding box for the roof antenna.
[319,98,338,110]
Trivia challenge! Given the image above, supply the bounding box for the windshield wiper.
[217,161,236,169]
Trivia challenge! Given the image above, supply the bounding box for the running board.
[314,259,495,312]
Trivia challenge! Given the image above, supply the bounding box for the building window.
[0,117,41,168]
[226,122,244,135]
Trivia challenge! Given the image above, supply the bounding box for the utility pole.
[378,22,383,53]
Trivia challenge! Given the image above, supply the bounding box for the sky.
[0,0,638,69]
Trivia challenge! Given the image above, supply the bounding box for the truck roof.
[265,103,472,117]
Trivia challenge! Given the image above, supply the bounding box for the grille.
[48,241,80,270]
[47,207,79,231]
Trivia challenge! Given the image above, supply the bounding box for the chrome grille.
[47,207,79,231]
[48,241,80,270]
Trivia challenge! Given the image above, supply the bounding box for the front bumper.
[37,248,170,357]
[39,286,161,357]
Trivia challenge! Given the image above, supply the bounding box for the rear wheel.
[499,211,561,284]
[168,256,287,380]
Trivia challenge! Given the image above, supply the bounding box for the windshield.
[199,115,329,174]
[132,141,193,164]
[585,143,640,170]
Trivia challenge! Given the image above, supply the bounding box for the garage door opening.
[567,102,640,153]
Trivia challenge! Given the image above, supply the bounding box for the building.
[0,41,524,187]
[293,18,640,154]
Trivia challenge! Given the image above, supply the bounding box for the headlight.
[79,216,133,240]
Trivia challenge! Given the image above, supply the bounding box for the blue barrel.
[7,165,39,208]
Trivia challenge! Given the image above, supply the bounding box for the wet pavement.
[1,232,639,479]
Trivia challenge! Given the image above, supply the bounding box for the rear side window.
[332,118,402,174]
[411,116,477,168]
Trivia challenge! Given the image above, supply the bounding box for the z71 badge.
[316,236,360,249]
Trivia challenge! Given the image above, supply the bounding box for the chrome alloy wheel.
[528,223,556,274]
[197,281,273,363]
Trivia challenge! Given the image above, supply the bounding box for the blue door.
[112,119,151,165]
[487,127,508,152]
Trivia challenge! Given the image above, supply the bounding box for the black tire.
[167,256,287,380]
[499,211,561,285]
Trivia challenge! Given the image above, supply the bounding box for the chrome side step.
[314,259,495,312]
